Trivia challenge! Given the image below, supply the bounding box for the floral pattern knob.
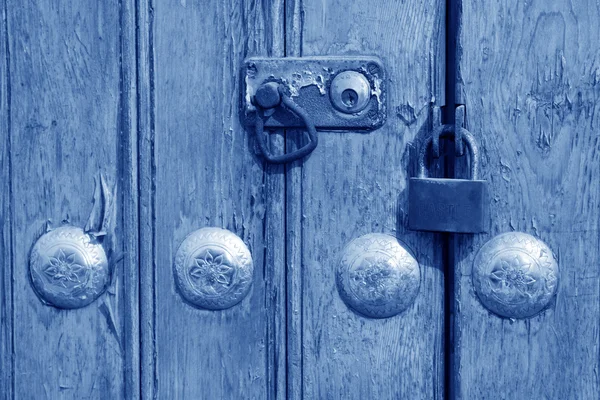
[30,226,110,309]
[472,232,559,319]
[174,227,253,310]
[336,233,420,318]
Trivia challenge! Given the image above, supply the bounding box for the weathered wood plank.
[137,0,156,398]
[150,1,286,398]
[455,1,600,398]
[286,1,446,398]
[0,0,13,397]
[119,0,141,396]
[5,1,138,398]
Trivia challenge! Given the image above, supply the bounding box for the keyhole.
[341,89,358,107]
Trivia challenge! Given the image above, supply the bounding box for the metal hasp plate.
[242,57,386,130]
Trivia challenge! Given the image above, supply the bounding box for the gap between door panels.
[443,0,463,399]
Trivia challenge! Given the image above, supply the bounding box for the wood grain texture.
[4,1,138,398]
[119,0,141,396]
[286,1,446,398]
[137,0,157,397]
[455,1,600,398]
[150,1,286,398]
[0,0,13,396]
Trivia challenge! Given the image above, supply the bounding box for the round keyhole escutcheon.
[472,232,559,319]
[329,70,371,113]
[29,226,110,309]
[336,233,420,318]
[174,227,253,310]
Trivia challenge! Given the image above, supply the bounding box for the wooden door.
[453,0,600,398]
[146,0,446,398]
[146,1,287,398]
[1,1,445,398]
[0,1,140,398]
[285,1,445,398]
[6,1,597,399]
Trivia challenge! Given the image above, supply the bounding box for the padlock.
[408,126,488,233]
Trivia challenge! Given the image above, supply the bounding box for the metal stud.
[472,232,559,319]
[174,227,253,310]
[336,233,420,318]
[29,174,116,310]
[30,226,110,309]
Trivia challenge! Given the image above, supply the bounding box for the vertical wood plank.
[119,0,141,397]
[286,1,446,398]
[150,1,286,398]
[5,1,139,398]
[456,1,600,397]
[137,0,157,397]
[0,0,13,396]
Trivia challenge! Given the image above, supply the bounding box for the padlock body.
[408,178,487,233]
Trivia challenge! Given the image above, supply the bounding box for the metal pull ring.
[253,82,318,164]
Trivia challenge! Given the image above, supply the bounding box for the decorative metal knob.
[30,226,110,309]
[29,174,116,310]
[472,232,559,319]
[174,227,253,310]
[336,233,420,318]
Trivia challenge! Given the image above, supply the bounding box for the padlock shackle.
[418,124,480,180]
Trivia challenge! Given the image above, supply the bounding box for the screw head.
[329,70,371,113]
[254,82,281,109]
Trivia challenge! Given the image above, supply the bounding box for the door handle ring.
[253,82,318,164]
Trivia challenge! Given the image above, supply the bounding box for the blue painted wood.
[0,0,12,396]
[285,0,446,398]
[1,2,139,398]
[455,1,600,397]
[119,0,142,395]
[146,1,286,398]
[15,1,599,398]
[136,0,156,398]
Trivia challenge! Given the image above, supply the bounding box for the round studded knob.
[336,233,420,318]
[174,227,253,310]
[29,226,110,309]
[472,232,559,319]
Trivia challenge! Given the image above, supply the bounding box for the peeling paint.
[242,57,386,130]
[396,103,417,126]
[499,158,512,182]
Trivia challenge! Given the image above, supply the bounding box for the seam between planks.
[120,0,143,398]
[136,0,158,397]
[2,0,15,397]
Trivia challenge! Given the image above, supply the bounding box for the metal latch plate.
[242,56,386,131]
